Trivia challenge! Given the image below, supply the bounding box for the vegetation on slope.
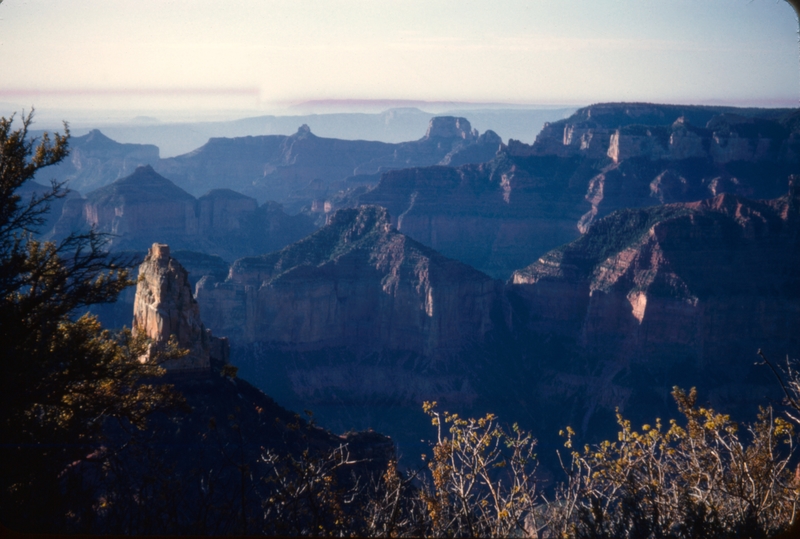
[2,111,798,537]
[0,112,185,532]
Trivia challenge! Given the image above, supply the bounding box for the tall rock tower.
[133,243,226,372]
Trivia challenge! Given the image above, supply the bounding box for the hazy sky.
[0,0,798,119]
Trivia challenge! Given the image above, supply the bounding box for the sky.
[0,0,798,122]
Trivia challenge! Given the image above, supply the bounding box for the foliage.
[758,350,800,428]
[544,387,798,539]
[258,445,354,536]
[0,111,183,532]
[361,457,428,537]
[3,110,797,537]
[419,402,541,537]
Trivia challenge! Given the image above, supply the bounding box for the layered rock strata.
[524,102,799,160]
[37,129,160,193]
[196,206,503,421]
[197,206,499,357]
[507,178,800,433]
[50,165,316,261]
[360,155,598,278]
[360,103,800,278]
[133,243,229,372]
[156,117,503,210]
[90,249,230,331]
[189,180,799,460]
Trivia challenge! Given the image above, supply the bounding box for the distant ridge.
[51,165,317,261]
[86,164,193,205]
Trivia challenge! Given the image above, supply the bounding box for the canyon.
[187,178,798,453]
[195,206,503,428]
[360,103,800,277]
[35,116,507,214]
[36,102,800,456]
[507,177,800,437]
[42,129,161,194]
[155,116,504,211]
[81,240,396,533]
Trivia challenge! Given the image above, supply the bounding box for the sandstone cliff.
[194,205,505,434]
[524,102,798,159]
[197,205,499,357]
[51,165,317,261]
[83,165,198,238]
[359,155,597,278]
[90,261,396,532]
[132,243,229,372]
[507,178,800,435]
[360,103,800,278]
[188,177,799,463]
[90,249,231,331]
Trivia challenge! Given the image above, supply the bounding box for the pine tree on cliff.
[0,111,182,532]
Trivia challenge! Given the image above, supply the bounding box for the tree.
[0,111,182,532]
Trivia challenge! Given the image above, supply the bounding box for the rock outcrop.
[185,177,798,461]
[133,243,228,372]
[50,165,317,261]
[359,156,597,278]
[91,249,231,331]
[194,206,507,450]
[521,103,799,167]
[507,178,800,434]
[360,103,800,278]
[83,165,198,238]
[37,129,160,193]
[194,205,504,434]
[197,206,499,357]
[155,117,504,211]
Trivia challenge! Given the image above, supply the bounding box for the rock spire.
[133,243,227,372]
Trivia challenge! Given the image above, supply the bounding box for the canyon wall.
[38,129,160,194]
[507,178,800,435]
[51,165,316,261]
[360,103,800,278]
[187,177,799,457]
[197,205,500,357]
[195,205,505,430]
[156,117,504,211]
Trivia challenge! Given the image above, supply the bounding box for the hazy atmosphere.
[4,1,800,536]
[1,0,798,124]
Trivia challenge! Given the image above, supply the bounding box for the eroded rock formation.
[521,102,799,160]
[360,103,800,278]
[195,206,504,421]
[187,178,799,459]
[133,243,228,372]
[50,165,316,261]
[37,129,160,193]
[155,117,504,210]
[197,206,499,357]
[507,178,800,433]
